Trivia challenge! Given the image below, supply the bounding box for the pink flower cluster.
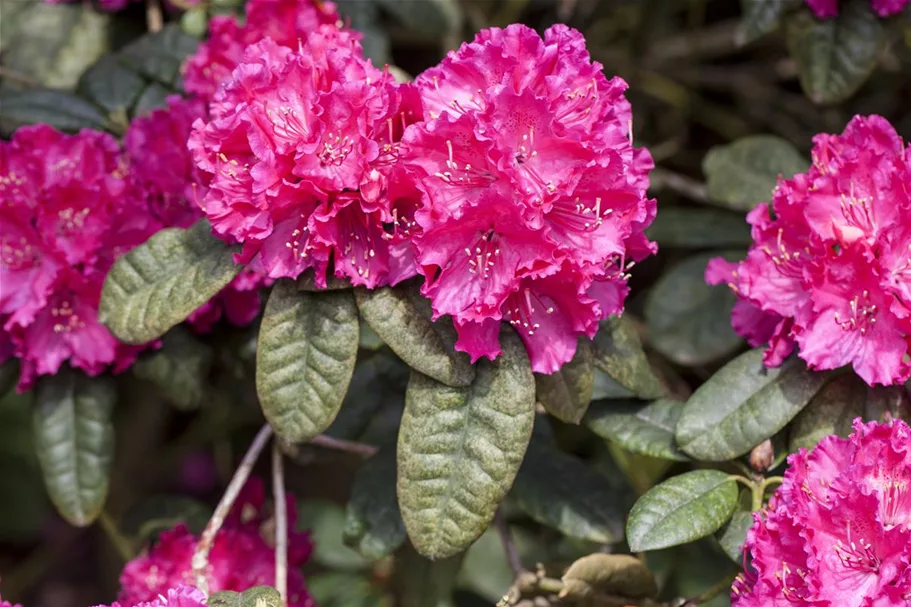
[806,0,909,18]
[183,0,343,102]
[119,479,314,607]
[732,419,911,607]
[1,600,23,607]
[98,586,206,607]
[707,115,911,387]
[401,24,656,373]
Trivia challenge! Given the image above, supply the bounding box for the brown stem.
[494,509,522,575]
[146,0,164,32]
[309,434,378,457]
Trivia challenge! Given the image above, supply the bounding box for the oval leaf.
[717,508,753,564]
[585,399,689,462]
[132,327,213,411]
[676,349,831,461]
[511,440,625,544]
[0,89,108,134]
[355,284,475,388]
[77,55,145,116]
[646,207,752,249]
[702,135,809,211]
[560,554,657,600]
[737,0,797,45]
[343,446,406,560]
[257,283,359,443]
[592,316,665,400]
[785,3,884,104]
[789,373,867,451]
[535,338,594,424]
[645,252,744,367]
[99,220,242,344]
[118,24,198,86]
[626,470,738,552]
[33,370,115,526]
[397,329,535,559]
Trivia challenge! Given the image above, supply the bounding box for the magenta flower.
[124,96,271,332]
[806,0,910,18]
[96,586,207,607]
[189,27,422,289]
[119,479,314,607]
[707,115,911,387]
[182,0,344,102]
[1,600,23,607]
[400,24,656,373]
[732,419,911,607]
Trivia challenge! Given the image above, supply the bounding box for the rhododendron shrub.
[805,0,910,18]
[401,24,656,373]
[707,115,911,387]
[189,25,422,289]
[732,419,911,606]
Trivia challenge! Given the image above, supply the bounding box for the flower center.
[505,288,555,337]
[51,300,85,333]
[1,236,39,270]
[319,133,353,167]
[832,290,877,336]
[433,140,496,188]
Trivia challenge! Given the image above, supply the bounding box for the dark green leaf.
[703,135,809,211]
[785,3,884,104]
[585,399,689,462]
[591,370,636,400]
[397,329,535,559]
[100,220,241,344]
[208,587,283,607]
[118,24,198,86]
[560,554,658,600]
[77,55,145,115]
[717,509,753,564]
[645,252,744,367]
[395,543,464,607]
[121,494,210,541]
[297,269,352,291]
[535,338,594,424]
[33,370,116,526]
[604,441,673,496]
[626,470,738,552]
[737,0,797,45]
[343,446,406,560]
[325,354,406,441]
[257,284,359,443]
[646,207,752,249]
[592,316,665,400]
[133,82,171,116]
[308,573,388,607]
[299,500,370,570]
[0,360,18,399]
[676,349,831,460]
[0,89,108,134]
[355,284,474,387]
[133,327,213,411]
[376,0,461,38]
[511,439,625,544]
[789,373,867,451]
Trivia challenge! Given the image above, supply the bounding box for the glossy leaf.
[585,399,689,462]
[118,24,198,86]
[343,446,406,560]
[397,329,535,559]
[737,0,796,45]
[788,373,872,451]
[626,470,738,552]
[99,220,242,344]
[717,508,753,564]
[702,135,809,211]
[645,252,744,367]
[133,82,171,116]
[355,284,474,387]
[535,338,594,424]
[76,55,144,116]
[257,283,359,443]
[560,554,658,600]
[0,89,108,134]
[646,207,752,249]
[33,370,116,526]
[132,327,213,411]
[785,3,884,104]
[676,349,831,461]
[592,316,665,400]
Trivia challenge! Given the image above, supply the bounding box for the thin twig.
[494,509,522,575]
[309,434,378,457]
[98,511,134,563]
[192,424,273,595]
[0,66,41,88]
[146,0,164,32]
[650,167,710,203]
[272,442,288,607]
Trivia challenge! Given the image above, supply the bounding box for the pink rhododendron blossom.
[400,24,656,373]
[119,479,314,607]
[182,0,344,101]
[732,419,911,607]
[707,115,911,386]
[1,600,23,607]
[0,125,150,390]
[806,0,910,17]
[125,96,270,332]
[96,585,206,607]
[190,27,422,289]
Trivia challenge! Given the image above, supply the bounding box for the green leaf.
[604,441,673,496]
[299,500,370,571]
[376,0,461,38]
[133,82,171,116]
[133,327,213,411]
[592,316,665,400]
[355,284,474,388]
[343,446,406,561]
[646,207,753,249]
[33,370,116,526]
[208,587,283,607]
[535,338,594,424]
[703,135,809,211]
[0,359,18,399]
[626,470,738,552]
[676,349,831,461]
[99,220,242,344]
[717,508,753,564]
[788,373,868,451]
[585,399,689,462]
[118,24,199,86]
[737,0,796,45]
[77,55,145,116]
[591,370,637,400]
[560,554,658,600]
[397,329,536,559]
[0,89,108,134]
[257,284,359,443]
[395,543,465,607]
[785,3,885,104]
[308,573,388,607]
[511,439,625,544]
[645,252,744,367]
[121,494,210,541]
[325,354,407,441]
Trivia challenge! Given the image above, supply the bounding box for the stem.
[146,0,164,32]
[0,66,41,88]
[494,509,522,575]
[272,442,288,607]
[309,434,378,457]
[728,475,754,490]
[650,167,710,202]
[192,424,273,595]
[98,511,134,563]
